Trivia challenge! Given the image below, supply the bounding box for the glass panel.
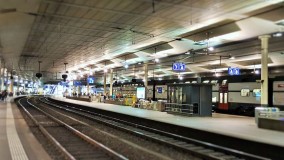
[224,93,228,103]
[220,93,223,103]
[222,79,227,85]
[241,89,250,97]
[253,89,261,97]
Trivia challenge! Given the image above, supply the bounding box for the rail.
[42,97,270,160]
[18,97,128,160]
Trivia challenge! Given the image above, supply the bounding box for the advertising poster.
[137,87,145,99]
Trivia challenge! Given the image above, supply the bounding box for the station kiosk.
[166,83,212,116]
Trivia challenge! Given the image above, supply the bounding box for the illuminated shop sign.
[228,67,240,75]
[172,62,186,71]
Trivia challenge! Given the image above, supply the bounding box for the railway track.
[17,97,127,160]
[37,96,270,160]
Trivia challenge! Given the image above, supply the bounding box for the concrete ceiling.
[0,0,283,83]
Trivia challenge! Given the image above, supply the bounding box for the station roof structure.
[0,0,284,83]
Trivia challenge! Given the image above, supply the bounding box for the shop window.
[241,89,250,97]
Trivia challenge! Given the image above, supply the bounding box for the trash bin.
[255,107,279,124]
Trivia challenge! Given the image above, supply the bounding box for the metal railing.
[165,103,198,115]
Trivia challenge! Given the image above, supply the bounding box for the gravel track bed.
[16,99,67,160]
[36,98,200,160]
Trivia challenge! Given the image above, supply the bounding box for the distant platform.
[52,96,284,148]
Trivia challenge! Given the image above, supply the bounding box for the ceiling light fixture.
[124,64,129,68]
[185,50,191,55]
[272,32,283,37]
[229,55,235,60]
[208,46,214,51]
[155,58,159,62]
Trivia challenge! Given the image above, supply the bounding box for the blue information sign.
[157,87,163,93]
[73,81,82,86]
[87,77,95,84]
[172,62,186,71]
[228,67,240,75]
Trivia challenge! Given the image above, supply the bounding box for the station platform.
[0,97,51,160]
[53,97,284,148]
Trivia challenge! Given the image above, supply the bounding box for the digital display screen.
[137,87,145,99]
[228,67,240,75]
[87,77,95,84]
[73,81,82,86]
[172,62,186,71]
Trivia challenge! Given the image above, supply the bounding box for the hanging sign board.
[172,62,186,71]
[228,67,240,75]
[87,77,95,84]
[157,87,163,93]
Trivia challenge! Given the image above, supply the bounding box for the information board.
[73,81,82,86]
[228,67,240,75]
[87,77,95,84]
[172,62,186,71]
[157,87,163,93]
[137,87,145,99]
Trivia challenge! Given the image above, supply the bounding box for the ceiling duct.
[179,20,240,42]
[233,58,273,66]
[137,41,173,54]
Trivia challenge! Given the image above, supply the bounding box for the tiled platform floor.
[0,97,51,160]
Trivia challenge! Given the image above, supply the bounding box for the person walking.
[2,90,8,102]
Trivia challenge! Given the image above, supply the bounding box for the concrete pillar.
[109,69,113,96]
[87,81,90,95]
[5,68,8,90]
[17,77,20,93]
[103,72,107,95]
[77,86,81,96]
[259,35,270,107]
[0,59,2,91]
[10,78,14,94]
[0,68,3,91]
[144,63,148,99]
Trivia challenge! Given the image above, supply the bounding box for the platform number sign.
[172,62,186,71]
[157,87,163,94]
[228,67,240,76]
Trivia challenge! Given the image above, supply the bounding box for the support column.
[109,69,113,97]
[17,77,20,93]
[144,63,148,99]
[10,78,14,94]
[87,81,90,95]
[103,72,107,95]
[5,68,8,90]
[77,86,81,96]
[0,68,3,92]
[259,35,270,107]
[0,59,2,91]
